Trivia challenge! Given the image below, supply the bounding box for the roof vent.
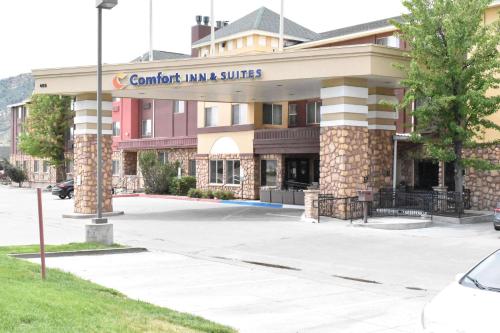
[223,20,229,26]
[195,15,202,25]
[203,16,210,25]
[216,20,222,29]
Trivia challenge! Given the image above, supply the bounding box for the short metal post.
[37,188,46,280]
[363,202,368,223]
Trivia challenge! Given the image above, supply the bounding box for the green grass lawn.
[0,243,236,333]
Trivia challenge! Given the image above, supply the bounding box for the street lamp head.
[96,0,118,9]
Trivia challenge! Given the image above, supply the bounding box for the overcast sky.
[0,0,407,79]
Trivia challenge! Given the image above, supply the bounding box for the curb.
[62,211,125,219]
[9,247,148,259]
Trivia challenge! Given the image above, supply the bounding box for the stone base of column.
[303,189,320,222]
[85,223,114,245]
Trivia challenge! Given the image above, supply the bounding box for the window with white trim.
[173,100,185,114]
[263,103,282,125]
[33,160,39,173]
[236,38,243,49]
[157,152,168,165]
[112,160,120,176]
[43,161,49,173]
[227,40,233,50]
[306,101,321,124]
[231,104,247,125]
[141,119,152,137]
[375,36,400,48]
[271,38,279,48]
[205,107,217,127]
[226,160,241,185]
[259,36,267,46]
[112,121,121,136]
[210,160,223,184]
[246,36,254,46]
[288,104,297,126]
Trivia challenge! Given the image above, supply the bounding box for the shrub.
[214,190,235,200]
[173,176,197,196]
[187,188,203,198]
[201,190,214,199]
[138,151,177,194]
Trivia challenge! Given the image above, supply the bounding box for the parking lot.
[2,185,499,332]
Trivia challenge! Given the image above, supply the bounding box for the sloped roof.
[192,7,319,46]
[131,50,191,62]
[316,16,402,41]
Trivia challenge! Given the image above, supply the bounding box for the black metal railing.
[317,188,471,222]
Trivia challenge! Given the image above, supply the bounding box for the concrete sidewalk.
[32,251,425,333]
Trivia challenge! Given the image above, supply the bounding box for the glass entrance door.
[285,158,310,185]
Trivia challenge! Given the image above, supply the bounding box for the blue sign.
[129,69,262,87]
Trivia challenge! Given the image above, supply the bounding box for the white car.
[421,249,500,333]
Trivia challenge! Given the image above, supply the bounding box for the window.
[375,36,400,48]
[112,160,120,176]
[43,161,49,173]
[22,161,28,171]
[227,40,233,50]
[33,160,39,173]
[306,101,321,124]
[158,152,168,165]
[259,36,267,46]
[261,160,277,186]
[236,38,243,49]
[205,107,217,127]
[226,160,241,185]
[231,104,247,125]
[17,107,23,119]
[112,121,121,136]
[188,160,197,177]
[271,38,279,48]
[288,104,297,126]
[210,160,223,184]
[142,102,152,110]
[174,100,185,114]
[246,36,253,46]
[142,119,152,137]
[263,103,282,125]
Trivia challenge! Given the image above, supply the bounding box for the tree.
[393,0,500,198]
[138,151,178,194]
[19,95,72,182]
[1,158,27,187]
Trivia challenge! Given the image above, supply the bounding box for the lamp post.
[94,0,117,224]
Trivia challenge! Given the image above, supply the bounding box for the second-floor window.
[205,107,217,127]
[306,101,321,125]
[263,103,282,125]
[142,119,152,137]
[231,104,246,125]
[288,104,297,126]
[43,161,49,173]
[33,160,39,173]
[174,100,185,114]
[112,122,121,136]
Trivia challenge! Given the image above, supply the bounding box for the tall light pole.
[95,0,117,224]
[279,0,284,51]
[149,0,154,61]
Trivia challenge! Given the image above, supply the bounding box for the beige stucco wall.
[197,102,256,127]
[196,34,282,57]
[197,131,255,155]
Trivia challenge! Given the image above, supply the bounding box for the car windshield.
[461,250,500,292]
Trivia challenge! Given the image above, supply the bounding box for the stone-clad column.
[367,87,397,191]
[73,93,113,214]
[320,78,369,198]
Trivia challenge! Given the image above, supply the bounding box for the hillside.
[0,73,34,147]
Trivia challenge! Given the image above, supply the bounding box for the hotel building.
[20,4,499,214]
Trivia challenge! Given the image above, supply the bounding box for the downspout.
[393,138,398,190]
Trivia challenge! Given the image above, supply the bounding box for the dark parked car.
[52,179,74,199]
[494,205,500,231]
